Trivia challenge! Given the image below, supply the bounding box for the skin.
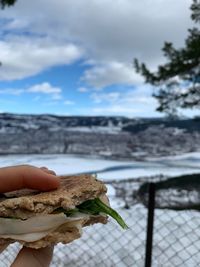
[0,165,60,267]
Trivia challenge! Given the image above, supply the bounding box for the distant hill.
[123,117,200,133]
[0,113,200,159]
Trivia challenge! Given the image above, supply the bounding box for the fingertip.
[43,174,60,191]
[22,166,60,191]
[50,175,60,188]
[40,167,57,176]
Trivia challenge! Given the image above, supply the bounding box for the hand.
[0,165,60,267]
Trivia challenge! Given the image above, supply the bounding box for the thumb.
[11,246,54,267]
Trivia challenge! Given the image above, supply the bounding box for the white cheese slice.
[0,213,89,242]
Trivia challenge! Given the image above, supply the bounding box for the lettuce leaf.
[61,198,128,229]
[78,198,128,229]
[54,198,128,229]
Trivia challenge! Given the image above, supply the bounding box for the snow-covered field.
[1,153,200,266]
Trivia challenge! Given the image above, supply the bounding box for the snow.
[66,126,122,134]
[0,152,200,181]
[149,151,200,162]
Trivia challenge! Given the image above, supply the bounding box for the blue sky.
[0,0,194,117]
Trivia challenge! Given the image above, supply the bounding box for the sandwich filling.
[0,198,127,243]
[0,213,89,242]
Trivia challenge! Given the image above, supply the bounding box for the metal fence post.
[145,183,156,267]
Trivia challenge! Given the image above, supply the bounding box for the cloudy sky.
[0,0,194,117]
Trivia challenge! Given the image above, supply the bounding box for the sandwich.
[0,174,127,249]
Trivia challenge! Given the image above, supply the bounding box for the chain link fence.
[138,174,200,267]
[152,208,200,267]
[1,174,200,266]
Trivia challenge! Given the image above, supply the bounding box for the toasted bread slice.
[0,174,108,249]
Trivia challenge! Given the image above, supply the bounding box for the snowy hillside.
[1,113,200,159]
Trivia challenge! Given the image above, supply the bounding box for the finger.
[0,165,60,193]
[40,167,56,176]
[11,246,54,267]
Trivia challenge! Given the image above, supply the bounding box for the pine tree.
[0,0,17,9]
[134,0,200,117]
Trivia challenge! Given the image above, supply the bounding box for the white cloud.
[8,0,190,62]
[91,92,120,104]
[51,94,62,100]
[77,87,89,93]
[4,18,29,30]
[83,61,144,89]
[92,106,142,116]
[27,83,61,94]
[90,85,160,117]
[0,36,83,80]
[64,100,75,105]
[0,88,24,95]
[0,0,192,85]
[27,82,62,101]
[0,0,193,116]
[0,82,63,100]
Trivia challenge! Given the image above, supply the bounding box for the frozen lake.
[0,152,200,181]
